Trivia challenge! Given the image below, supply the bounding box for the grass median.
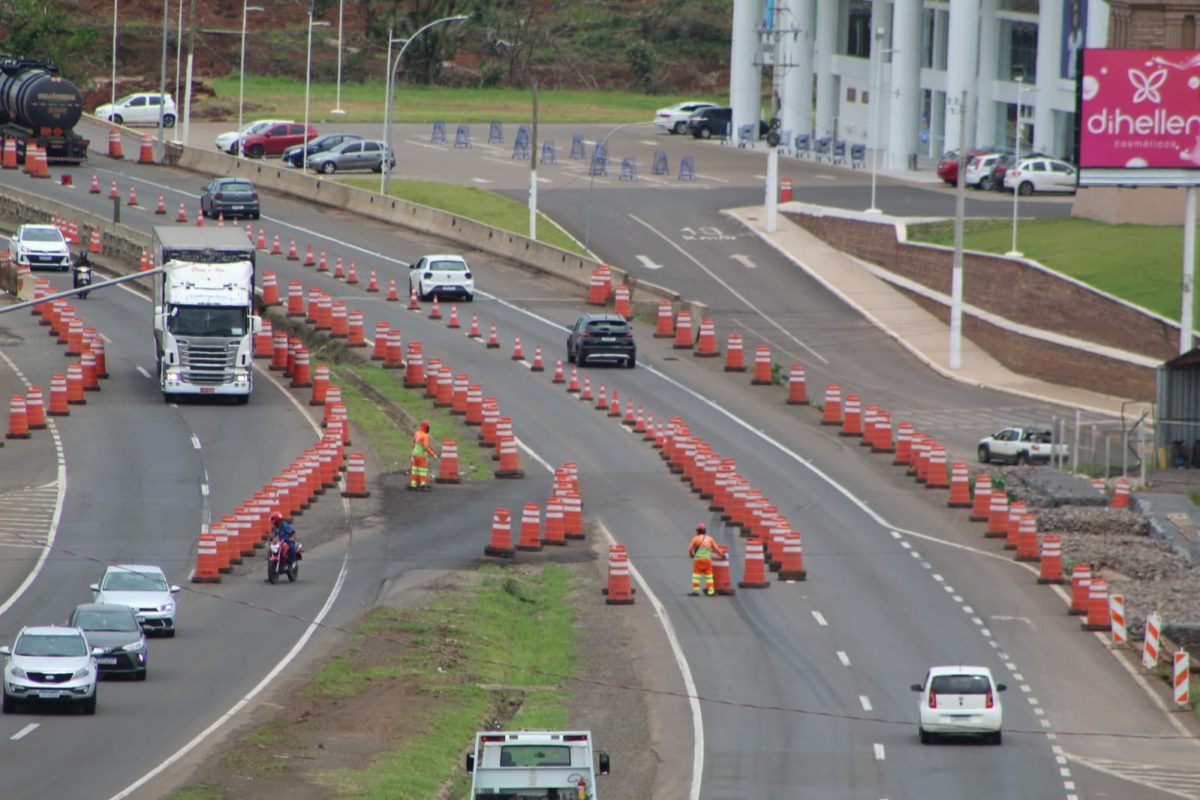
[907,217,1191,322]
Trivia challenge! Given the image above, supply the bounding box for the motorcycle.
[72,255,92,300]
[266,538,301,584]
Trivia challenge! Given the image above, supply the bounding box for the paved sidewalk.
[725,204,1151,421]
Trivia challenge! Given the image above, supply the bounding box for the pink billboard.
[1079,49,1200,170]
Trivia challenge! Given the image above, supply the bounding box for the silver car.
[91,565,180,637]
[2,626,99,714]
[310,139,397,174]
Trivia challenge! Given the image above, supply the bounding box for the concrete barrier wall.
[0,184,152,268]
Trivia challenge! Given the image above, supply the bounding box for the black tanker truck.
[0,54,89,164]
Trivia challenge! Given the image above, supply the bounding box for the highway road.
[0,118,1193,799]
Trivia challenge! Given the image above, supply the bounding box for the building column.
[731,0,763,146]
[783,0,815,144]
[944,0,980,152]
[974,0,999,147]
[814,0,839,142]
[887,0,921,169]
[1034,0,1062,154]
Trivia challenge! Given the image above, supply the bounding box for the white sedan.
[654,101,719,134]
[1004,157,1077,196]
[912,665,1006,744]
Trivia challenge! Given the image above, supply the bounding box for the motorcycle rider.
[72,250,92,298]
[270,512,298,570]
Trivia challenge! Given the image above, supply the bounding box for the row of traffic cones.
[6,277,111,442]
[484,462,584,558]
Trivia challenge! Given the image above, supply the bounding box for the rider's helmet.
[695,523,707,534]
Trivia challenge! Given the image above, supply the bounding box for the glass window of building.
[1000,0,1038,12]
[846,0,871,57]
[998,19,1038,80]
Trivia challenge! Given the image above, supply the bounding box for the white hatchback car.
[9,223,72,271]
[409,254,475,302]
[912,665,1005,744]
[1004,157,1077,196]
[654,101,719,134]
[964,152,1004,190]
[94,92,177,127]
[91,565,180,638]
[2,626,99,714]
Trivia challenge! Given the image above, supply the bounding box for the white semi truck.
[465,730,610,799]
[151,226,259,403]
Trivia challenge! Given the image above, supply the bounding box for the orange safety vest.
[689,533,718,560]
[412,429,434,458]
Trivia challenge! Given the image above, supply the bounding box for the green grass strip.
[907,217,1194,322]
[338,177,589,258]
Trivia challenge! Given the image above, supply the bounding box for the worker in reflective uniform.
[688,523,721,596]
[408,420,439,490]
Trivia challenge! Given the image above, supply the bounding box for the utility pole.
[182,0,197,145]
[529,82,539,241]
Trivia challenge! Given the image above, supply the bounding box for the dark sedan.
[686,107,769,140]
[200,177,260,220]
[69,603,148,680]
[282,132,365,167]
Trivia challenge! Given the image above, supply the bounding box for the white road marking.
[816,174,836,180]
[136,365,150,378]
[190,435,201,450]
[470,177,492,184]
[10,723,38,740]
[812,610,828,626]
[837,650,851,667]
[629,214,828,365]
[200,483,209,497]
[859,695,873,711]
[990,614,1037,629]
[636,255,664,271]
[874,743,886,761]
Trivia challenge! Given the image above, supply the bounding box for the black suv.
[567,314,636,368]
[686,108,770,140]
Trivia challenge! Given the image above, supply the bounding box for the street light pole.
[381,14,470,196]
[332,0,345,115]
[584,121,643,252]
[111,0,119,110]
[237,2,264,159]
[866,26,887,214]
[304,16,331,172]
[1006,76,1027,257]
[157,0,169,151]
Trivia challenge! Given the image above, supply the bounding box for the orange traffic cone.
[341,453,370,498]
[567,367,580,393]
[437,439,461,484]
[604,551,635,605]
[256,228,266,250]
[447,304,460,329]
[485,508,516,558]
[530,345,544,372]
[429,295,441,320]
[176,201,188,222]
[408,283,420,309]
[303,243,315,266]
[286,239,298,260]
[333,256,345,279]
[6,395,31,439]
[89,174,100,193]
[467,313,481,338]
[738,539,771,589]
[486,323,499,349]
[366,268,378,292]
[516,503,543,551]
[511,336,524,361]
[552,357,565,383]
[154,193,166,214]
[346,261,359,284]
[318,250,329,272]
[947,463,972,507]
[386,279,399,301]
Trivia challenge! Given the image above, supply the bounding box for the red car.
[238,122,317,158]
[936,149,993,185]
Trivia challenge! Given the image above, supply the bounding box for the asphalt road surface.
[0,119,1192,800]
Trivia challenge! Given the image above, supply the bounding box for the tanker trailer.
[0,55,89,164]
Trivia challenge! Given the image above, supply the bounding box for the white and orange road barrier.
[673,309,694,349]
[437,439,460,484]
[1112,478,1131,509]
[839,394,862,436]
[495,435,524,478]
[435,366,454,408]
[724,331,746,371]
[465,385,483,425]
[653,300,674,338]
[25,388,46,430]
[738,539,771,589]
[1109,593,1127,646]
[561,492,584,539]
[985,492,1008,539]
[484,508,516,558]
[694,317,719,357]
[137,135,154,163]
[7,395,31,440]
[777,532,807,581]
[1015,514,1039,562]
[285,280,304,317]
[192,534,222,583]
[1092,477,1106,495]
[516,503,543,551]
[785,363,807,405]
[605,550,635,605]
[820,384,842,425]
[1174,651,1190,707]
[403,343,425,387]
[451,374,469,415]
[347,309,366,347]
[614,284,631,319]
[88,227,102,253]
[1142,612,1161,669]
[751,344,772,385]
[370,322,390,361]
[969,473,992,522]
[1083,578,1111,632]
[108,128,124,158]
[1004,501,1027,551]
[542,498,567,546]
[47,374,69,416]
[1037,534,1064,584]
[872,410,894,453]
[291,348,313,388]
[947,463,972,507]
[310,365,330,405]
[269,332,288,371]
[587,266,612,306]
[384,329,405,370]
[711,548,735,595]
[1069,564,1093,616]
[66,364,86,405]
[331,301,350,338]
[261,271,281,306]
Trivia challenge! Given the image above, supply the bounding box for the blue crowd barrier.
[679,155,695,181]
[570,134,586,160]
[651,149,668,175]
[488,120,503,144]
[431,121,447,144]
[619,157,637,182]
[454,124,472,148]
[541,140,557,166]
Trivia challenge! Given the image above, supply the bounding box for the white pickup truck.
[978,427,1068,465]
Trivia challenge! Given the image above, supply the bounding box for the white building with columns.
[730,0,1110,169]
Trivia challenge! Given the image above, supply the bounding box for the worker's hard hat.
[420,420,430,431]
[695,523,706,533]
[270,512,283,523]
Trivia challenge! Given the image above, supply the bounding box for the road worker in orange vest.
[408,420,439,491]
[688,523,723,596]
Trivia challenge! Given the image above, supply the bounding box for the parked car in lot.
[9,223,72,271]
[964,152,1006,190]
[1004,157,1078,195]
[310,139,396,174]
[936,148,994,185]
[93,92,176,127]
[69,603,148,680]
[214,119,291,154]
[978,426,1068,465]
[685,107,769,140]
[566,313,637,368]
[654,101,719,134]
[200,177,260,220]
[282,132,364,167]
[409,254,474,302]
[989,151,1046,192]
[90,565,180,638]
[238,121,318,158]
[912,665,1006,744]
[2,626,99,714]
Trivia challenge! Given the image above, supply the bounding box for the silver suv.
[2,626,99,714]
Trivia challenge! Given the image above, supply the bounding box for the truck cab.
[465,730,610,800]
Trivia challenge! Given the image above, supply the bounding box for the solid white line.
[190,435,201,450]
[108,550,351,800]
[859,695,873,711]
[627,214,828,365]
[10,723,38,740]
[874,743,886,761]
[515,436,554,474]
[837,651,851,667]
[812,610,828,626]
[136,365,150,379]
[597,519,704,800]
[200,483,209,497]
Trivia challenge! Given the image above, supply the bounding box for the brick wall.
[785,210,1165,401]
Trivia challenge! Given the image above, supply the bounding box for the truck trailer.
[465,730,610,799]
[151,226,259,403]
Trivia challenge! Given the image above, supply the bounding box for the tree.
[0,0,103,83]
